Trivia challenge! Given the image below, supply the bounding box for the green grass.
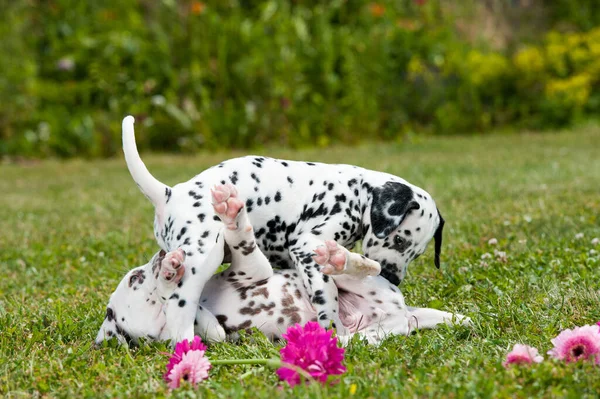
[1,125,599,398]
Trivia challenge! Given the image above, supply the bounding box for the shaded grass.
[1,125,599,397]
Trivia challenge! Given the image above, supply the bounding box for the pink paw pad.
[162,248,186,284]
[313,240,347,275]
[211,184,244,230]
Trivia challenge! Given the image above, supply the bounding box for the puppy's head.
[95,250,167,347]
[364,181,445,285]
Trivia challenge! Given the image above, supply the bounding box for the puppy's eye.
[394,236,405,245]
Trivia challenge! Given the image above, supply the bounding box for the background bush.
[1,0,599,157]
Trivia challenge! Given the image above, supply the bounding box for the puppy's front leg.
[164,234,227,345]
[154,248,227,344]
[313,240,381,278]
[289,235,349,338]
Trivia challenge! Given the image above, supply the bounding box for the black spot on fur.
[230,171,239,185]
[371,182,419,239]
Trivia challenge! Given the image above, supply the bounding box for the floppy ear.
[370,182,420,239]
[433,210,444,269]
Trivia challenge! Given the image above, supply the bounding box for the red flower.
[369,3,385,18]
[277,322,346,386]
[191,1,205,15]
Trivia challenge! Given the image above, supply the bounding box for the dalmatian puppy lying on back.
[122,116,446,344]
[96,185,468,347]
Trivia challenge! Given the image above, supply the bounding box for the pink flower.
[503,344,543,367]
[547,325,600,364]
[165,336,208,381]
[276,322,346,386]
[166,350,211,389]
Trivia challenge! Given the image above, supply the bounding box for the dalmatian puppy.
[122,116,445,344]
[96,185,467,347]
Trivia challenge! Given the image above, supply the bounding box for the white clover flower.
[494,250,507,262]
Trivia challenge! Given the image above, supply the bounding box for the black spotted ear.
[370,182,420,238]
[434,210,444,269]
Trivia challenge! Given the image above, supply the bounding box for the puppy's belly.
[338,289,394,333]
[201,272,316,339]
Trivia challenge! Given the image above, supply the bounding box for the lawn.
[1,125,599,398]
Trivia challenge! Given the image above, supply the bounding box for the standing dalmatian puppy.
[122,116,445,344]
[96,185,467,347]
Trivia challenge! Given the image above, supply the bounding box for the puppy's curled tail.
[122,116,170,207]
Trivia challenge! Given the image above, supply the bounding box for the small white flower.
[151,95,166,106]
[575,233,584,240]
[98,251,105,258]
[524,215,532,223]
[494,250,507,262]
[56,57,75,71]
[481,253,492,259]
[592,238,599,245]
[518,239,527,244]
[503,220,511,226]
[590,249,598,255]
[488,238,498,245]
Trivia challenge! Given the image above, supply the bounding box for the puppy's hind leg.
[211,184,273,281]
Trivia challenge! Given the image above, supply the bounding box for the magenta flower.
[503,344,543,367]
[547,325,600,364]
[165,336,208,382]
[166,350,211,389]
[277,321,346,386]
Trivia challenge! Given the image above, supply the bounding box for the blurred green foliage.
[1,0,599,157]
